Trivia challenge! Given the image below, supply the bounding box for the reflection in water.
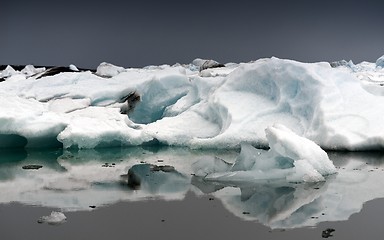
[0,146,232,210]
[122,163,189,194]
[192,177,331,229]
[195,151,384,229]
[1,147,384,229]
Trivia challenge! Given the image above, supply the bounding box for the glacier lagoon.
[2,56,384,238]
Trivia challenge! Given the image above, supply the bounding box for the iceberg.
[1,57,384,150]
[193,124,336,183]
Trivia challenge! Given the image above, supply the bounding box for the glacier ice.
[1,57,384,150]
[193,124,336,183]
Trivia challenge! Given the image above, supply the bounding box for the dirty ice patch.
[193,124,336,183]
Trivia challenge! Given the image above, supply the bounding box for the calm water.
[1,147,384,239]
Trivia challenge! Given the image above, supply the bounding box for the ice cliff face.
[1,56,384,150]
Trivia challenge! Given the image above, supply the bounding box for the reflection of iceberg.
[193,124,336,183]
[1,147,384,230]
[121,163,189,194]
[193,151,384,229]
[191,181,330,229]
[0,147,199,211]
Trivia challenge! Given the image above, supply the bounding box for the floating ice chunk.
[194,124,336,183]
[266,124,336,177]
[37,211,66,225]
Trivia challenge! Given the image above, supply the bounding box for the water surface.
[1,147,384,239]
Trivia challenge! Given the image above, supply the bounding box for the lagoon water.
[1,147,384,239]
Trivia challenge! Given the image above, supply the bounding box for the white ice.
[1,56,384,150]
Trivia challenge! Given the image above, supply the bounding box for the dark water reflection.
[1,147,384,231]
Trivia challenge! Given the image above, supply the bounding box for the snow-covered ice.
[2,56,384,151]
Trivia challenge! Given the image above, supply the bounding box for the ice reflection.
[192,177,332,228]
[0,146,231,210]
[1,148,384,229]
[193,151,384,228]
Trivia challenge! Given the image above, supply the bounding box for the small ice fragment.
[37,211,66,225]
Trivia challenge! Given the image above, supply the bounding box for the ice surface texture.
[1,57,384,150]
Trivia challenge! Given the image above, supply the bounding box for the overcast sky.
[1,0,384,69]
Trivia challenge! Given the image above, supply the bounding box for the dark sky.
[1,0,384,69]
